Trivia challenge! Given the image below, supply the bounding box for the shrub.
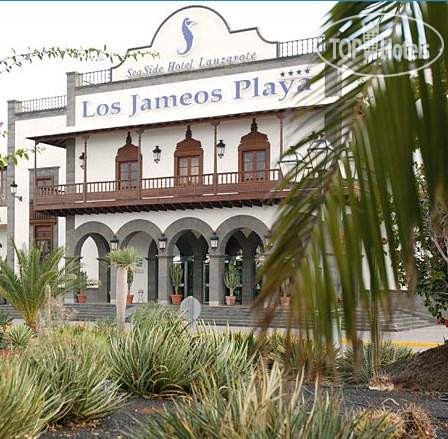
[193,325,254,386]
[94,317,117,337]
[4,324,34,349]
[129,363,393,439]
[131,303,181,330]
[0,357,57,438]
[25,330,125,424]
[337,340,414,384]
[0,309,12,349]
[108,319,202,397]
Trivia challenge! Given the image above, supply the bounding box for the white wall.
[13,116,67,254]
[75,205,277,234]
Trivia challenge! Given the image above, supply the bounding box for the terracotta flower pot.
[280,296,291,307]
[171,294,183,305]
[126,294,134,304]
[225,295,236,306]
[77,293,87,304]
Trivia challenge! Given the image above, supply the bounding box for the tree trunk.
[116,267,127,332]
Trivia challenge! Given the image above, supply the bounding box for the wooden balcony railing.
[34,169,285,213]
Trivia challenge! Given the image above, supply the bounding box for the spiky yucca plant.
[130,363,394,439]
[106,247,138,332]
[0,243,77,330]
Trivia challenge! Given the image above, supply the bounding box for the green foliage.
[4,324,34,349]
[337,340,414,384]
[106,247,138,269]
[71,269,99,292]
[258,2,448,353]
[131,303,180,329]
[109,306,253,397]
[0,309,12,348]
[0,309,12,330]
[127,266,135,293]
[107,315,200,397]
[94,317,117,337]
[0,46,155,75]
[224,259,239,296]
[129,363,393,439]
[170,264,183,294]
[25,331,125,424]
[0,357,58,439]
[0,243,78,329]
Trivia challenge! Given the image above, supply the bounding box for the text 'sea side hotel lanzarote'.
[5,5,335,306]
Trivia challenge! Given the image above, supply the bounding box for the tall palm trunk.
[116,267,127,332]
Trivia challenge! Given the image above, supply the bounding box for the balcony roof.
[27,105,325,148]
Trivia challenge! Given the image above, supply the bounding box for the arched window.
[115,132,141,189]
[238,119,270,181]
[174,125,203,185]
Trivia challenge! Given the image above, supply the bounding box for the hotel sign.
[112,6,277,81]
[82,74,312,119]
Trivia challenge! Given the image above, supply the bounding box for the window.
[115,132,141,190]
[242,150,267,181]
[34,224,53,258]
[119,161,138,189]
[178,156,200,185]
[238,119,270,182]
[174,126,203,186]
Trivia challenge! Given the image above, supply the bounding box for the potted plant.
[126,267,135,304]
[280,279,291,307]
[73,270,98,304]
[170,264,183,305]
[224,259,239,305]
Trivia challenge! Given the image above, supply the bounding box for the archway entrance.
[224,231,264,305]
[74,232,111,303]
[172,231,209,303]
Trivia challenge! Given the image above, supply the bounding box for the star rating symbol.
[305,67,310,74]
[280,71,286,77]
[296,69,302,75]
[288,70,294,76]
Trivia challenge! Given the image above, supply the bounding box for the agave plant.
[129,363,393,439]
[105,247,138,332]
[257,2,448,363]
[4,325,34,350]
[0,243,78,330]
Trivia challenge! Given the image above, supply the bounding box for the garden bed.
[39,387,448,438]
[40,398,174,439]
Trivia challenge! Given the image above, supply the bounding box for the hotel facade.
[4,5,337,306]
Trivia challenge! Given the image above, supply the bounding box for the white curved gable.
[112,5,277,81]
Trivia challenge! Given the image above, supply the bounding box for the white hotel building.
[4,5,337,306]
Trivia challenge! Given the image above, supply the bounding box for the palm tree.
[106,247,138,331]
[258,2,448,356]
[0,243,78,330]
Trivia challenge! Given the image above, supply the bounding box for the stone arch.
[115,219,162,302]
[72,222,115,257]
[70,221,114,303]
[116,219,162,249]
[215,215,270,254]
[165,217,214,254]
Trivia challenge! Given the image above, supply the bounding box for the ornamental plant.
[0,243,78,331]
[224,258,239,297]
[170,264,183,295]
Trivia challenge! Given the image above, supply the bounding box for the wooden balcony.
[34,169,289,215]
